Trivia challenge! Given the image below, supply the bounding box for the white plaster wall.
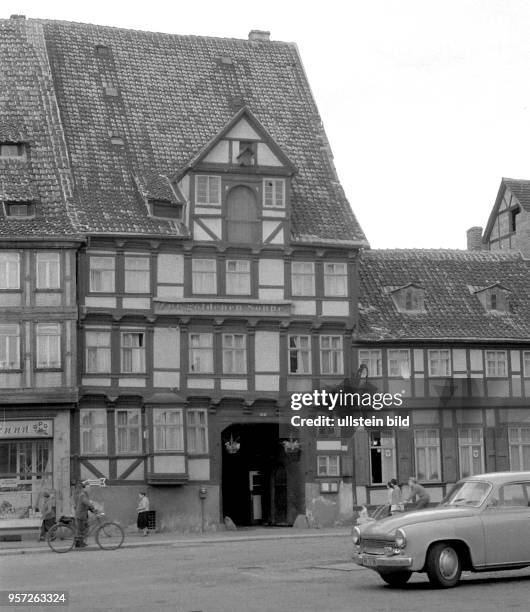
[158,254,184,284]
[154,327,179,369]
[254,331,279,371]
[259,259,284,286]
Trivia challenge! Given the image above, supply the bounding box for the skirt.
[137,511,149,529]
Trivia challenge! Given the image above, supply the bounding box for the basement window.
[4,202,35,218]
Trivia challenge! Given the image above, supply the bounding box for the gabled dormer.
[386,283,426,313]
[175,107,296,246]
[470,283,513,313]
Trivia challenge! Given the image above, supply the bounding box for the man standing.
[75,481,96,548]
[38,492,56,541]
[405,477,430,509]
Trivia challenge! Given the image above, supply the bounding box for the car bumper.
[352,551,413,570]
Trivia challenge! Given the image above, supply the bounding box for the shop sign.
[0,420,53,438]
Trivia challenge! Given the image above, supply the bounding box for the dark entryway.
[221,423,289,526]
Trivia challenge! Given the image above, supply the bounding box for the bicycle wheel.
[47,523,75,553]
[95,522,124,550]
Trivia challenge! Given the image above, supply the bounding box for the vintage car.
[352,471,530,588]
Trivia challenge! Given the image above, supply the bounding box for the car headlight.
[352,526,361,545]
[394,528,406,549]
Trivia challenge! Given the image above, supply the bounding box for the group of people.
[386,477,431,514]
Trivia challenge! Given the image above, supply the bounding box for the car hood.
[361,507,479,537]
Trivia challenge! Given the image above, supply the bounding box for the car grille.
[361,538,394,554]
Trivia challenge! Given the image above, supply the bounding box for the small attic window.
[510,207,521,232]
[237,141,257,167]
[4,201,35,218]
[474,285,511,313]
[0,143,26,158]
[110,136,125,146]
[217,55,234,66]
[149,199,183,221]
[95,45,111,58]
[389,285,426,313]
[104,85,119,97]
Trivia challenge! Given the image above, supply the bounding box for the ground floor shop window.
[509,427,530,470]
[414,429,441,481]
[458,428,484,478]
[370,430,396,484]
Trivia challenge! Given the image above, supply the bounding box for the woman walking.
[137,492,150,536]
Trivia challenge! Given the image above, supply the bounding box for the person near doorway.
[38,492,56,541]
[75,481,96,548]
[387,478,404,514]
[136,492,150,536]
[405,477,430,510]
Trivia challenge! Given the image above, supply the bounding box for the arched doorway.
[226,185,260,244]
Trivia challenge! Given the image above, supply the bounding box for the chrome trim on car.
[352,551,413,569]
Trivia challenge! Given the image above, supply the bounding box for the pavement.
[0,525,351,556]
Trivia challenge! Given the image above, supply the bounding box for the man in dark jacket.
[75,482,96,548]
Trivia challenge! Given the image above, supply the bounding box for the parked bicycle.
[47,512,124,553]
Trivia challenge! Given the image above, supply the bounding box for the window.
[4,202,35,218]
[192,259,217,294]
[0,252,20,289]
[36,323,61,369]
[187,409,208,454]
[124,256,150,293]
[391,286,425,312]
[0,439,52,483]
[370,430,396,484]
[428,349,451,377]
[324,263,347,297]
[289,335,311,374]
[291,262,315,296]
[388,349,410,377]
[226,260,250,295]
[223,334,247,374]
[121,332,145,373]
[149,200,183,220]
[509,427,530,471]
[196,175,221,205]
[80,410,107,454]
[263,178,285,208]
[414,429,441,481]
[189,333,213,373]
[0,324,20,370]
[524,352,530,377]
[317,455,340,477]
[486,350,507,377]
[491,483,529,507]
[458,428,484,478]
[226,185,259,243]
[510,207,520,232]
[359,349,382,377]
[89,256,115,292]
[490,293,497,310]
[237,141,256,166]
[153,409,184,451]
[320,335,343,375]
[116,409,141,454]
[0,143,25,157]
[36,252,60,289]
[85,330,111,373]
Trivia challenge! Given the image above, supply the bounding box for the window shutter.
[494,426,510,471]
[441,429,457,483]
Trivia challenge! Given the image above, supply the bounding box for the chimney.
[248,30,270,42]
[466,226,484,251]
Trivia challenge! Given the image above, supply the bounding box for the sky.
[6,0,530,248]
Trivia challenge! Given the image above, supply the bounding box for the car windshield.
[440,481,491,507]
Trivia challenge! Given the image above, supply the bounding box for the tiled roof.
[359,249,530,341]
[25,18,365,244]
[0,18,81,239]
[503,178,530,211]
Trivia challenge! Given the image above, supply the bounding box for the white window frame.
[486,350,507,377]
[508,427,530,471]
[187,409,209,454]
[291,262,315,297]
[120,331,145,373]
[222,334,247,374]
[85,330,111,373]
[89,256,115,293]
[263,178,285,208]
[116,409,141,454]
[288,335,311,374]
[0,252,20,290]
[36,252,60,290]
[414,429,441,482]
[369,430,396,484]
[323,263,347,297]
[226,260,251,295]
[80,409,108,455]
[189,333,214,373]
[195,175,221,205]
[317,455,340,477]
[358,349,382,377]
[36,323,61,369]
[320,335,343,375]
[388,349,410,378]
[124,256,150,293]
[192,259,217,295]
[428,349,451,377]
[153,408,184,452]
[458,428,484,478]
[0,324,20,370]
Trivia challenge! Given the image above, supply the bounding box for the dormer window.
[0,143,25,158]
[263,178,285,208]
[4,201,35,218]
[148,199,183,221]
[388,284,426,313]
[472,284,512,313]
[510,207,520,232]
[490,293,497,310]
[196,175,221,205]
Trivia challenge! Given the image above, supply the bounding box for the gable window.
[0,324,20,370]
[196,175,221,205]
[237,141,257,166]
[414,429,441,481]
[370,430,396,484]
[116,409,141,454]
[187,409,208,454]
[85,330,111,373]
[80,409,107,455]
[192,259,217,294]
[508,427,530,470]
[388,349,410,377]
[4,202,35,218]
[510,207,520,232]
[324,263,347,297]
[486,350,507,377]
[291,262,315,296]
[320,335,343,375]
[263,179,285,208]
[154,408,184,451]
[226,185,259,243]
[428,349,451,377]
[222,334,247,374]
[288,335,311,374]
[317,455,340,477]
[359,349,382,377]
[121,331,145,373]
[226,260,250,295]
[0,252,20,289]
[124,256,150,293]
[36,252,60,290]
[490,293,497,310]
[89,256,115,292]
[36,323,61,369]
[189,333,213,373]
[0,143,25,158]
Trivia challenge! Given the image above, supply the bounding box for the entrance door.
[249,471,263,523]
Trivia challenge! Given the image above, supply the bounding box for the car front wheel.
[378,571,412,587]
[426,543,462,588]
